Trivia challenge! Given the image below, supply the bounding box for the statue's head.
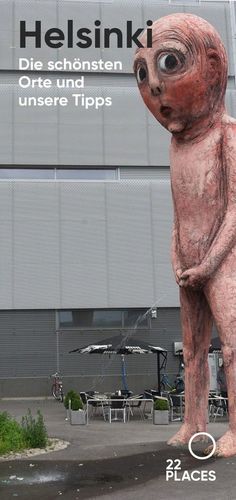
[134,13,228,136]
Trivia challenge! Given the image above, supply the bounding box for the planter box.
[153,410,169,425]
[70,409,86,425]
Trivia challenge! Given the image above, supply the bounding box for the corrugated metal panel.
[0,73,157,166]
[0,183,13,308]
[0,310,56,377]
[99,0,143,74]
[60,182,108,308]
[14,1,58,71]
[106,181,155,306]
[103,86,149,165]
[151,180,179,307]
[186,2,234,76]
[0,74,235,166]
[147,122,170,166]
[0,221,13,309]
[59,307,182,378]
[120,167,170,180]
[0,308,182,382]
[0,180,178,309]
[12,182,60,309]
[0,0,234,75]
[0,307,220,391]
[226,88,236,116]
[0,1,14,70]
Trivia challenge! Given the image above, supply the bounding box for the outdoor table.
[86,397,154,424]
[86,397,124,424]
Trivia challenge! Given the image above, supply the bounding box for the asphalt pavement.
[0,399,235,500]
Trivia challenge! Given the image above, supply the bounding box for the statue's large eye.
[158,53,181,73]
[136,65,147,84]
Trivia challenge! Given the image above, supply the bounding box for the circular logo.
[188,432,216,460]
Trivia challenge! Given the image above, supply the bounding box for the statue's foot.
[168,423,206,447]
[205,430,236,458]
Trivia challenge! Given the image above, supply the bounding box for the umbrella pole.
[157,353,161,395]
[121,355,128,391]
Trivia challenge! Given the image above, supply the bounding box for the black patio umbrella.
[69,334,167,394]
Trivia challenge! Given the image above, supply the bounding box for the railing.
[86,397,154,424]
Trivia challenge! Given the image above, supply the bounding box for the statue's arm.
[171,213,183,284]
[180,126,236,288]
[199,128,236,271]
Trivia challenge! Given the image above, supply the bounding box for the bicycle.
[160,373,174,392]
[51,372,64,402]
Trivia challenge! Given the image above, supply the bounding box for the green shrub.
[21,409,48,448]
[70,395,84,411]
[0,412,26,455]
[154,398,169,411]
[64,390,77,410]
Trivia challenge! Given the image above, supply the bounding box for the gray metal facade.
[0,179,176,310]
[0,308,182,397]
[0,0,235,165]
[0,0,233,395]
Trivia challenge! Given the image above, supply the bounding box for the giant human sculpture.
[134,13,236,457]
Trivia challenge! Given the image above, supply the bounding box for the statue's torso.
[170,128,227,268]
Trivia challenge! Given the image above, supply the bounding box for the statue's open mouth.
[160,105,172,117]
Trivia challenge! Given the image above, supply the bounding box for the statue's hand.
[174,267,183,286]
[179,266,208,289]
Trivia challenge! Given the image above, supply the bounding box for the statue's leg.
[168,287,212,446]
[205,263,236,457]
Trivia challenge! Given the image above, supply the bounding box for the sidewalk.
[0,399,235,500]
[0,398,228,461]
[0,399,188,460]
[0,399,227,460]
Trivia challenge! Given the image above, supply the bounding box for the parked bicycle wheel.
[52,383,64,402]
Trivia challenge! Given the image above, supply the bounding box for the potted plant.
[70,393,86,425]
[153,398,169,425]
[64,390,77,420]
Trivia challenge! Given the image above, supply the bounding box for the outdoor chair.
[144,389,154,400]
[80,392,88,405]
[119,390,133,398]
[108,395,126,423]
[80,391,96,419]
[209,395,228,422]
[150,389,159,397]
[143,398,154,419]
[126,394,144,420]
[81,391,108,421]
[161,391,184,422]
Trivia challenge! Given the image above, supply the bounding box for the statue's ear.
[207,49,221,84]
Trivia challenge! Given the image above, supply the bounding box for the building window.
[0,169,55,179]
[123,309,148,328]
[56,169,117,180]
[0,168,118,181]
[59,308,149,330]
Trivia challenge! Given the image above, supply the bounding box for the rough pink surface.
[134,13,236,457]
